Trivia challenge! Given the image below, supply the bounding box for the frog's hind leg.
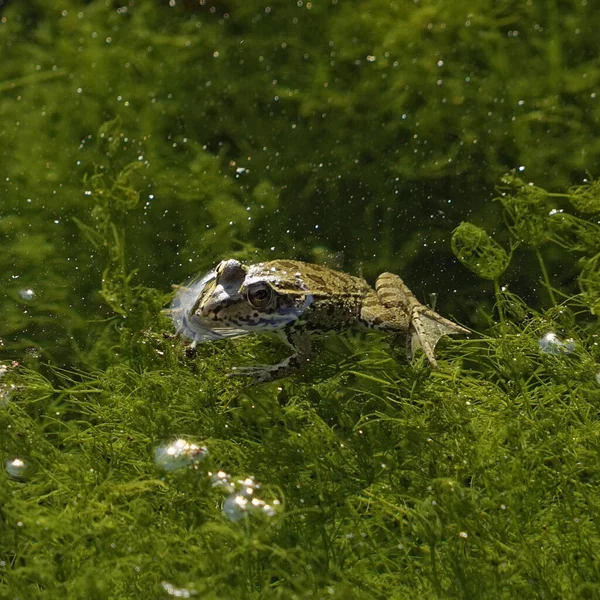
[376,272,468,367]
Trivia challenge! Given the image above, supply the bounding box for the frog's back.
[264,260,371,298]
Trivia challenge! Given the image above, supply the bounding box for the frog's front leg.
[229,328,314,384]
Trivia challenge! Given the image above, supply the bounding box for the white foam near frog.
[171,259,468,383]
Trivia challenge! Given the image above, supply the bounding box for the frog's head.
[171,259,313,343]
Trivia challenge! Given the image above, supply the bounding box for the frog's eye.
[246,282,272,308]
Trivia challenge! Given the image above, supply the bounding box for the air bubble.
[538,332,575,355]
[5,457,30,480]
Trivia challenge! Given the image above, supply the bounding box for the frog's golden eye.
[246,282,272,308]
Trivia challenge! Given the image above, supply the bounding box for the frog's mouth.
[170,270,250,343]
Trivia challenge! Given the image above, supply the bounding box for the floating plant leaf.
[451,222,510,280]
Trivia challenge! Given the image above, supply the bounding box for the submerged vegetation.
[1,1,600,598]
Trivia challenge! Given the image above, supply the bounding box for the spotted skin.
[171,259,468,383]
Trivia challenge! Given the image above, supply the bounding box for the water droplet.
[154,439,208,471]
[215,472,280,521]
[18,288,35,301]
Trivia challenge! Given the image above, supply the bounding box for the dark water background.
[2,0,598,366]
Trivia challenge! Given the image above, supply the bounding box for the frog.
[170,259,469,384]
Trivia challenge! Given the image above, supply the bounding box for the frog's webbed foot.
[229,330,313,385]
[376,272,468,367]
[406,306,468,367]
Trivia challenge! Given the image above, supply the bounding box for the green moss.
[1,1,600,598]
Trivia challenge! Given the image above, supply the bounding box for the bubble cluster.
[155,439,208,471]
[155,441,281,521]
[211,471,280,521]
[538,332,575,355]
[0,362,19,407]
[211,469,237,492]
[161,581,195,598]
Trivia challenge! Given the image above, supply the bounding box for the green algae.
[1,1,600,598]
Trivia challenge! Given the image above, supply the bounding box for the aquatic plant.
[1,1,600,598]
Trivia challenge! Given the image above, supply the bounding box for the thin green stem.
[493,279,505,325]
[0,70,67,93]
[535,247,557,306]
